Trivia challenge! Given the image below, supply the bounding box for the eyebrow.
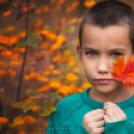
[83,47,126,52]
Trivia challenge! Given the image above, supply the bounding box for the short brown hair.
[79,1,134,53]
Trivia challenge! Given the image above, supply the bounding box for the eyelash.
[85,52,122,57]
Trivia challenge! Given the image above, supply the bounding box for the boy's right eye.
[86,51,96,56]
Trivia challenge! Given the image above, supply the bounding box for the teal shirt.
[46,87,134,134]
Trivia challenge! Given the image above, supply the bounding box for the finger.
[105,109,117,121]
[103,105,118,117]
[104,103,126,120]
[113,104,127,119]
[90,113,104,122]
[104,115,111,122]
[88,109,104,116]
[91,127,105,134]
[92,120,105,128]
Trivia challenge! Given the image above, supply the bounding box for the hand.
[82,109,105,134]
[103,102,127,122]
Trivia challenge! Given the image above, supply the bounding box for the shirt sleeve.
[104,119,128,134]
[80,123,105,134]
[80,119,128,134]
[46,113,56,134]
[80,122,90,134]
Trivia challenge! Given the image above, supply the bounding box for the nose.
[97,56,110,73]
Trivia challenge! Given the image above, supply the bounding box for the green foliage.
[40,102,56,113]
[48,92,61,100]
[51,76,59,81]
[60,65,69,71]
[44,25,49,30]
[22,103,34,112]
[66,26,75,33]
[26,91,42,98]
[28,33,38,39]
[71,51,77,56]
[26,41,38,46]
[17,42,25,48]
[11,102,24,108]
[39,111,50,116]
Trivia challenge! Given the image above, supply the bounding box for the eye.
[86,51,96,56]
[112,53,122,58]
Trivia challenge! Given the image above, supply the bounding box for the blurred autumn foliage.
[0,0,133,133]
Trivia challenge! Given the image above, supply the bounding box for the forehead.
[81,24,131,50]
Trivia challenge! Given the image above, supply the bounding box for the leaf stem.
[109,82,121,101]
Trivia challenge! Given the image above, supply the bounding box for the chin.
[96,85,115,94]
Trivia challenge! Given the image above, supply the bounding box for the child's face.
[76,24,134,93]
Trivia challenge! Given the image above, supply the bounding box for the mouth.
[96,79,112,84]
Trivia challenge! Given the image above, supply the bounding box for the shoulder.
[51,92,85,118]
[55,92,83,110]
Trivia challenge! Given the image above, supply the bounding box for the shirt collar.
[81,87,134,109]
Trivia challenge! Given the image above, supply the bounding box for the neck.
[88,84,134,103]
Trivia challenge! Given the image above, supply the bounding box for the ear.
[76,44,82,62]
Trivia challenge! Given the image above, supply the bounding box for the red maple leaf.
[111,56,134,87]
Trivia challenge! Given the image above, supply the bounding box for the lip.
[96,79,112,84]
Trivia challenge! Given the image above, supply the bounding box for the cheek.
[82,61,95,76]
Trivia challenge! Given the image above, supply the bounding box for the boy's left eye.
[85,52,122,57]
[112,53,122,57]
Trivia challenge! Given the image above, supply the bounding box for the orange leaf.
[37,76,49,82]
[30,72,40,78]
[57,85,72,96]
[18,31,26,37]
[43,7,50,12]
[7,36,19,46]
[84,0,96,8]
[43,70,50,75]
[0,61,7,67]
[49,81,61,88]
[0,117,8,124]
[68,56,76,66]
[25,116,36,123]
[66,73,78,81]
[0,35,10,44]
[10,61,21,66]
[1,50,13,58]
[7,69,16,78]
[69,84,77,93]
[81,82,92,89]
[13,47,25,53]
[23,98,32,103]
[13,116,25,125]
[37,86,49,92]
[18,130,26,134]
[0,70,6,76]
[111,56,134,87]
[3,10,12,17]
[24,74,31,80]
[5,26,15,31]
[73,67,79,73]
[35,18,43,28]
[34,8,42,14]
[39,42,49,49]
[77,88,84,92]
[52,69,61,75]
[31,105,40,112]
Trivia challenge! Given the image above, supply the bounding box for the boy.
[46,1,134,134]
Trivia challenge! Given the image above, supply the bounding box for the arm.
[80,109,105,134]
[46,113,56,134]
[104,102,128,134]
[80,122,90,134]
[105,119,128,134]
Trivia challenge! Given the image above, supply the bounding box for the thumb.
[104,115,111,122]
